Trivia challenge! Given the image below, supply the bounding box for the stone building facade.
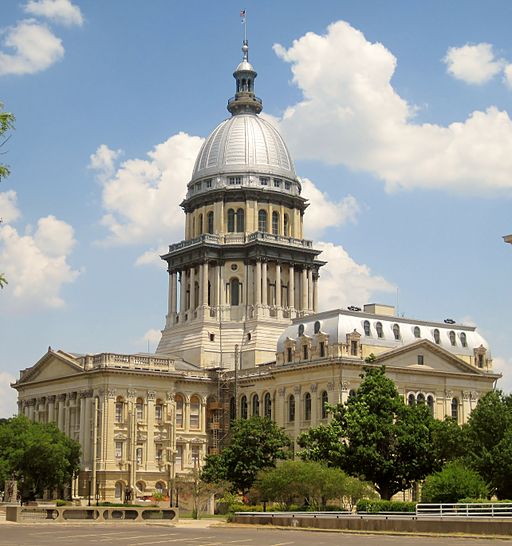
[13,40,500,503]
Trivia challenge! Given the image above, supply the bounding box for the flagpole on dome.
[240,8,247,43]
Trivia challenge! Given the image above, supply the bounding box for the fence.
[416,503,512,518]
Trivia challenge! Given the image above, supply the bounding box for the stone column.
[79,394,87,463]
[255,261,262,305]
[308,268,313,311]
[146,391,156,468]
[84,395,93,466]
[262,261,268,305]
[289,265,295,309]
[189,267,196,312]
[48,395,56,423]
[202,262,209,306]
[180,270,187,316]
[301,268,308,311]
[246,262,253,305]
[313,273,319,312]
[58,395,66,430]
[275,262,282,307]
[168,272,177,318]
[219,264,225,306]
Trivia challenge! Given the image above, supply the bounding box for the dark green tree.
[0,416,81,500]
[421,461,489,503]
[430,416,467,469]
[299,366,436,500]
[0,102,15,181]
[201,416,292,495]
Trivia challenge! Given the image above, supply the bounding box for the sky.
[1,0,511,417]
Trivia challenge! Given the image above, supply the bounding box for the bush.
[55,499,68,506]
[356,499,416,513]
[421,462,489,503]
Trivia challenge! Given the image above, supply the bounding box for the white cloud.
[24,0,83,27]
[494,356,512,394]
[88,144,122,182]
[301,178,359,238]
[93,132,204,247]
[0,19,64,76]
[0,215,80,310]
[141,329,162,352]
[0,371,17,418]
[0,190,21,223]
[504,64,512,89]
[316,241,395,311]
[135,247,168,268]
[444,43,504,85]
[275,21,512,194]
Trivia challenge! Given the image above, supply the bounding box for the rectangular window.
[285,181,291,190]
[478,354,484,368]
[115,441,123,459]
[156,446,163,463]
[205,179,212,188]
[350,341,358,356]
[195,182,202,191]
[303,345,308,360]
[228,176,242,185]
[417,354,424,365]
[320,341,325,358]
[191,445,200,465]
[136,447,143,465]
[136,402,143,421]
[190,398,200,429]
[115,402,123,423]
[273,178,282,187]
[287,347,293,363]
[176,445,183,470]
[259,177,269,186]
[155,404,163,421]
[176,398,184,428]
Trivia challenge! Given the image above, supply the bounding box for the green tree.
[430,417,467,469]
[201,417,292,495]
[421,461,489,503]
[176,466,226,519]
[0,102,15,181]
[0,416,80,500]
[299,366,436,500]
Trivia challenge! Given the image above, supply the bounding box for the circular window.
[314,321,321,334]
[298,324,305,336]
[230,264,238,271]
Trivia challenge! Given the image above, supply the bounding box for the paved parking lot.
[1,523,512,546]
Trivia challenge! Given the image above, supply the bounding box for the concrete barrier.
[231,513,512,536]
[6,505,178,523]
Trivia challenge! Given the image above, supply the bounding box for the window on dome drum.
[272,211,279,235]
[303,345,309,360]
[408,393,415,406]
[228,176,242,185]
[433,329,441,344]
[287,347,293,363]
[449,330,456,346]
[417,354,424,365]
[321,390,329,419]
[427,395,434,415]
[259,177,269,185]
[288,395,295,422]
[236,208,244,232]
[240,395,248,419]
[195,182,201,192]
[205,179,212,188]
[252,394,259,417]
[230,278,240,306]
[227,209,235,232]
[283,214,289,236]
[414,326,421,338]
[304,392,312,420]
[190,395,200,429]
[417,393,425,405]
[460,332,467,347]
[198,214,203,235]
[451,398,459,421]
[273,178,282,188]
[285,181,291,190]
[376,322,384,338]
[320,341,326,357]
[264,393,272,418]
[363,320,371,336]
[207,211,214,234]
[258,210,267,232]
[393,324,400,340]
[175,395,184,428]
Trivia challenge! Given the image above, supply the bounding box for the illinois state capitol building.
[13,41,500,503]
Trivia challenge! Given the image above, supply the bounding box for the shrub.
[356,499,416,513]
[421,462,489,503]
[55,499,68,506]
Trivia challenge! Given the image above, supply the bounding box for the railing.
[416,503,512,518]
[82,353,177,372]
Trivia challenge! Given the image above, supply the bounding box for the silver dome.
[191,114,297,182]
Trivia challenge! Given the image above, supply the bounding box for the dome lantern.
[227,40,263,116]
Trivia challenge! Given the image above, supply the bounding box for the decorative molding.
[471,391,479,401]
[79,390,93,399]
[114,433,127,440]
[463,391,471,401]
[310,383,318,393]
[341,381,350,392]
[127,389,137,399]
[57,393,67,402]
[278,387,286,397]
[445,390,453,399]
[327,382,334,391]
[166,392,175,402]
[107,388,117,399]
[47,395,56,403]
[293,385,301,395]
[147,391,156,401]
[137,433,147,442]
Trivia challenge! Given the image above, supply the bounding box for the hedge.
[356,499,416,513]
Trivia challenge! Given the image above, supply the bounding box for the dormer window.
[449,331,456,346]
[414,326,421,338]
[433,329,440,344]
[460,332,467,347]
[363,320,371,336]
[376,322,383,338]
[393,324,400,340]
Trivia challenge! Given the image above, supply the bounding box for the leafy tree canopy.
[0,416,81,500]
[299,366,436,500]
[201,416,292,495]
[0,101,15,181]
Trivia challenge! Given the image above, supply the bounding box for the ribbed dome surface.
[191,114,296,182]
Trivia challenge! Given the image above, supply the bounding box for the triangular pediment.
[16,349,84,385]
[373,339,484,376]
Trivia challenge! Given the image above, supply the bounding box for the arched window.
[363,320,371,336]
[264,393,272,418]
[155,481,166,494]
[408,393,416,406]
[258,210,267,232]
[451,397,459,421]
[393,324,400,340]
[433,329,440,344]
[449,331,456,346]
[207,211,214,234]
[272,211,279,235]
[287,347,293,363]
[190,395,200,429]
[283,214,289,236]
[136,481,145,494]
[288,395,295,422]
[114,481,124,499]
[175,395,184,428]
[304,393,312,420]
[460,332,467,347]
[230,278,240,306]
[427,395,434,415]
[321,390,329,419]
[229,397,236,420]
[252,394,259,416]
[227,209,235,233]
[303,345,309,360]
[414,326,421,338]
[136,398,144,421]
[155,401,163,421]
[240,395,248,419]
[198,214,203,235]
[236,208,244,232]
[376,322,383,338]
[348,389,357,399]
[417,393,425,405]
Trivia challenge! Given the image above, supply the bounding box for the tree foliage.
[201,417,292,495]
[0,416,81,500]
[298,366,437,500]
[421,461,489,503]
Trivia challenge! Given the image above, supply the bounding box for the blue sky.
[1,0,511,417]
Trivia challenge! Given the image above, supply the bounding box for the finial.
[242,40,249,62]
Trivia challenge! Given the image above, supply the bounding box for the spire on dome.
[227,39,263,115]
